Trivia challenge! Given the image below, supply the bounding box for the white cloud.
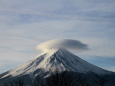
[36,39,88,52]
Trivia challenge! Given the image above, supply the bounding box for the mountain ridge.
[0,48,113,80]
[0,48,115,86]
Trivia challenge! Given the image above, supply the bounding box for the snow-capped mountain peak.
[0,48,111,79]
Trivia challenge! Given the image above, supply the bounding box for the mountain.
[0,48,115,86]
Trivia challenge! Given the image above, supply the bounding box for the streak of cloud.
[0,8,114,22]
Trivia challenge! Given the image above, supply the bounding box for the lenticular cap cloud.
[36,39,88,52]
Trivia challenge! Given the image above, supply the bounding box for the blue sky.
[0,0,115,73]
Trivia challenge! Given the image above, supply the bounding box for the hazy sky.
[0,0,115,73]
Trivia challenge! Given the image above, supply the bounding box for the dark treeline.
[3,71,113,86]
[3,79,24,86]
[32,71,108,86]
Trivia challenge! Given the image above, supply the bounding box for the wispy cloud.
[0,0,115,73]
[0,0,115,24]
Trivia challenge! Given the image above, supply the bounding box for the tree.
[32,75,44,86]
[14,79,24,86]
[95,75,107,86]
[4,79,24,86]
[3,83,8,86]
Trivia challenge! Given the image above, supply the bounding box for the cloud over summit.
[36,39,89,52]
